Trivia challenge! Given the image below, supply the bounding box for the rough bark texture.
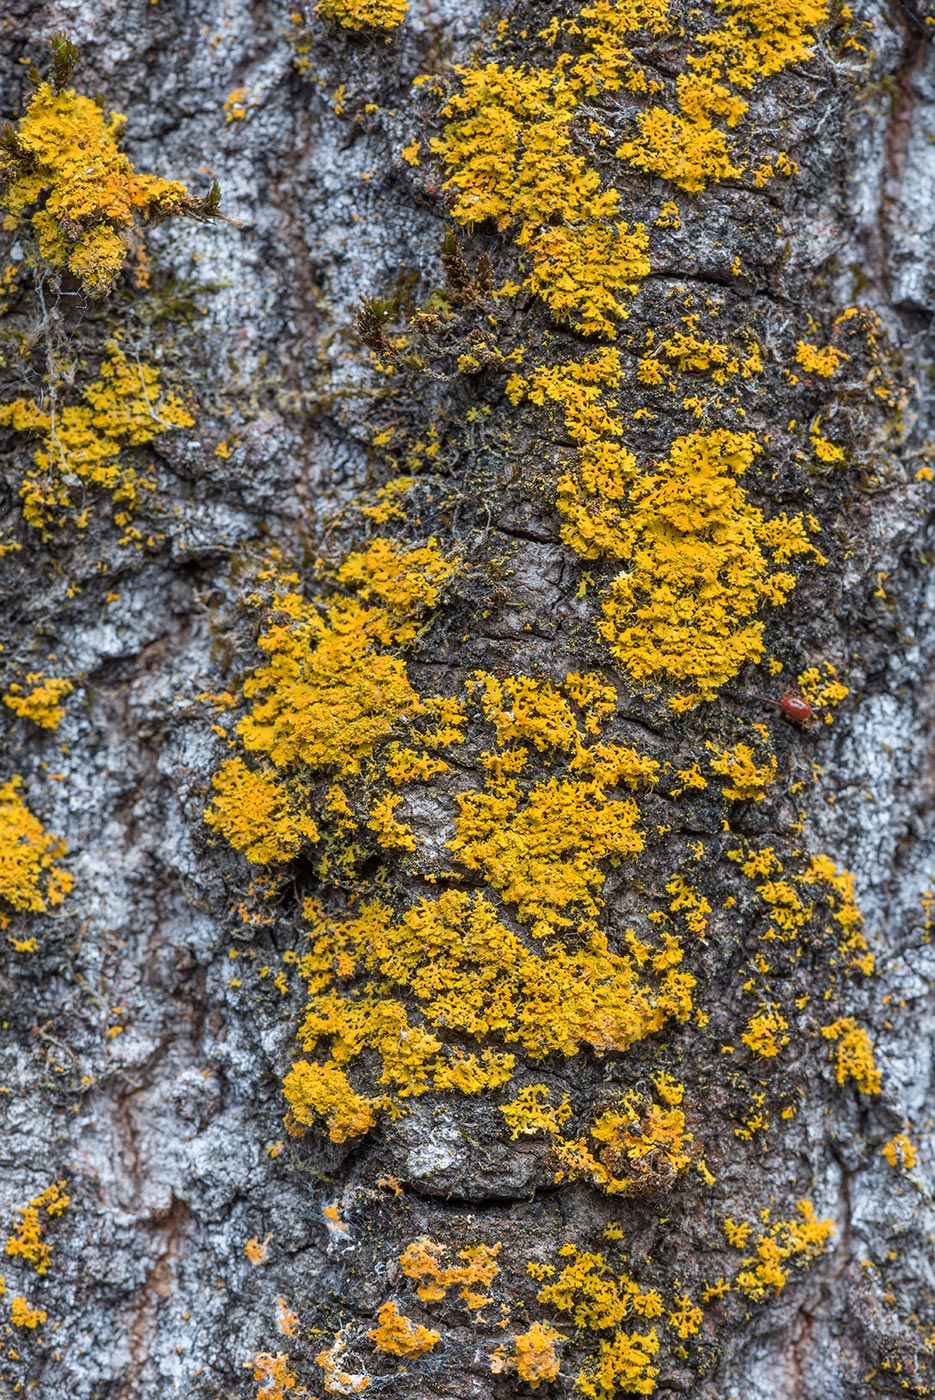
[3,2,935,1398]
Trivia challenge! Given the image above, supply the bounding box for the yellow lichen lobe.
[0,340,195,534]
[821,1017,881,1094]
[0,76,192,295]
[0,778,72,916]
[490,1320,562,1386]
[10,1295,47,1328]
[882,1133,917,1171]
[3,674,73,730]
[400,1236,501,1310]
[316,0,407,31]
[367,1299,440,1356]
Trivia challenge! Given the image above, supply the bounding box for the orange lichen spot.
[741,1005,789,1058]
[0,44,213,295]
[4,1181,69,1276]
[0,779,72,916]
[500,1084,572,1139]
[10,1296,46,1328]
[245,1233,271,1265]
[316,1332,370,1393]
[821,1017,881,1094]
[490,1320,562,1386]
[316,0,406,29]
[206,759,319,864]
[400,1237,501,1311]
[577,1327,660,1398]
[367,1300,440,1357]
[224,87,249,122]
[882,1133,917,1171]
[3,675,73,730]
[733,1200,834,1300]
[0,340,195,534]
[276,1297,299,1337]
[254,1352,297,1400]
[795,340,848,377]
[707,740,777,801]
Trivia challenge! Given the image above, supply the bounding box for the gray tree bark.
[3,2,935,1398]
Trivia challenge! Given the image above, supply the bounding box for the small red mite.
[779,693,813,725]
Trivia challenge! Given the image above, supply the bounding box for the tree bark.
[2,3,935,1398]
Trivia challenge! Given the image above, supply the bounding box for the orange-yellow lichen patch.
[3,675,73,730]
[821,1017,881,1095]
[731,1200,834,1300]
[795,340,848,377]
[882,1133,917,1171]
[617,1,830,193]
[367,1300,440,1356]
[796,661,849,721]
[4,1181,69,1275]
[593,430,823,706]
[741,1005,789,1058]
[400,1237,501,1311]
[430,50,651,336]
[245,1233,271,1265]
[316,1332,370,1394]
[284,890,693,1142]
[500,1084,572,1139]
[10,1295,47,1328]
[205,759,319,864]
[316,0,407,30]
[0,341,194,534]
[0,779,72,916]
[253,1351,297,1400]
[707,740,777,802]
[0,67,201,295]
[490,1320,562,1386]
[552,1089,693,1195]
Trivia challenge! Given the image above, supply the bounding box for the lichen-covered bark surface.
[4,2,935,1398]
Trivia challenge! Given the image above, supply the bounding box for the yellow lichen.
[10,1295,47,1328]
[0,341,195,534]
[0,50,208,295]
[2,675,73,730]
[490,1321,562,1386]
[0,779,72,916]
[316,0,407,30]
[732,1200,834,1300]
[253,1352,297,1400]
[4,1181,69,1276]
[882,1133,917,1171]
[821,1017,881,1094]
[617,1,830,193]
[400,1237,501,1311]
[367,1300,440,1356]
[741,1005,789,1058]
